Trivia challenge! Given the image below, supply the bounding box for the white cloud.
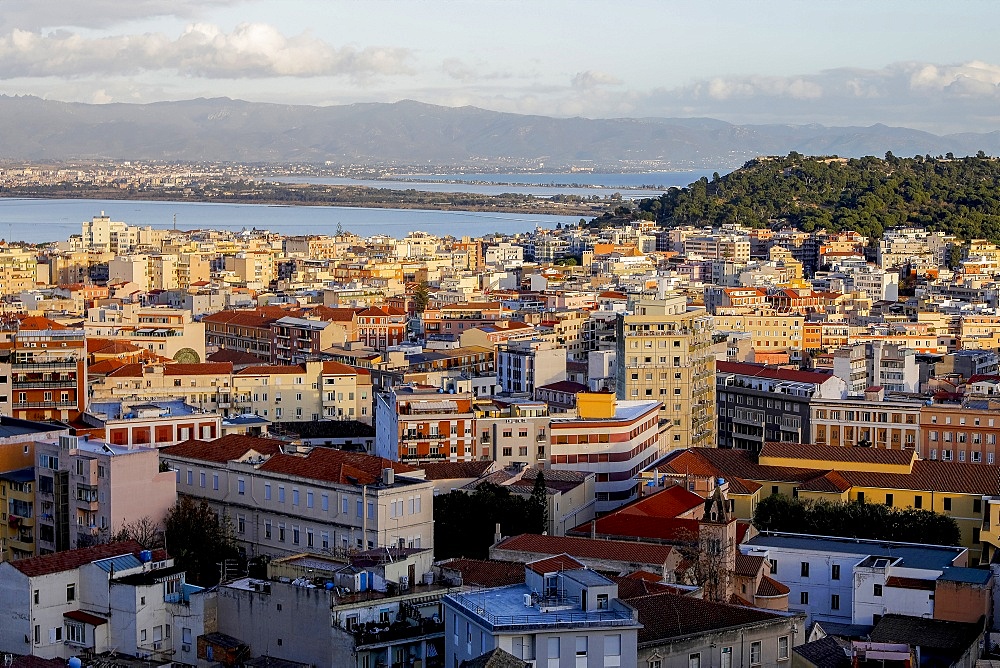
[0,0,244,31]
[0,23,413,79]
[571,70,621,90]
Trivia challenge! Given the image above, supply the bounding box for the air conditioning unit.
[181,644,191,653]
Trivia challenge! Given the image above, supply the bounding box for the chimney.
[382,467,394,486]
[494,523,502,545]
[590,519,597,539]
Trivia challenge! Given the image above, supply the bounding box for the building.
[919,398,1000,464]
[84,399,223,448]
[549,392,663,513]
[160,435,435,555]
[615,297,716,449]
[716,361,845,451]
[270,316,337,365]
[743,532,981,628]
[443,558,642,668]
[497,339,567,396]
[474,399,551,468]
[1,316,88,422]
[811,390,923,450]
[833,342,920,395]
[0,246,38,297]
[375,386,477,464]
[34,434,177,553]
[85,304,206,363]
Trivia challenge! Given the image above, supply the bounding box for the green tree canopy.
[434,482,546,560]
[164,497,241,586]
[753,494,961,546]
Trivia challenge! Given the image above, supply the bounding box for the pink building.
[34,435,176,554]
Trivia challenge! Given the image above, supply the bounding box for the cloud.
[441,58,513,83]
[0,23,413,79]
[571,70,622,90]
[0,0,244,31]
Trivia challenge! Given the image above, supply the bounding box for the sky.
[1,0,999,134]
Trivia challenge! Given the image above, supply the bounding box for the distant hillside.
[604,153,1000,244]
[1,96,999,168]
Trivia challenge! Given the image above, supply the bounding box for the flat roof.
[0,416,66,438]
[745,532,965,571]
[446,584,640,632]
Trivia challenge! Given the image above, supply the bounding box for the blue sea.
[0,199,586,245]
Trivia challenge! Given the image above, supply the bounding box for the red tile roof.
[420,461,494,481]
[799,470,853,493]
[236,365,305,375]
[436,558,525,587]
[322,360,361,375]
[64,610,108,626]
[526,554,585,575]
[494,534,676,567]
[756,575,790,597]
[257,447,419,485]
[886,576,935,591]
[164,362,234,376]
[624,592,785,643]
[734,553,765,578]
[11,541,142,577]
[19,316,67,331]
[160,435,285,464]
[717,360,836,385]
[761,442,916,468]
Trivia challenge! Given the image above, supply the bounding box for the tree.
[434,482,547,560]
[753,494,960,546]
[164,497,241,586]
[412,281,430,313]
[530,470,549,531]
[111,516,164,550]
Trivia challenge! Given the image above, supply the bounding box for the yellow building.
[712,314,805,355]
[0,246,38,297]
[653,442,995,563]
[615,296,716,449]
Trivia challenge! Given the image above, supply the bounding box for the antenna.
[173,214,177,231]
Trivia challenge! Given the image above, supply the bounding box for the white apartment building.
[160,435,435,556]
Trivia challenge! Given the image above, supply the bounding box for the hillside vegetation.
[603,152,1000,242]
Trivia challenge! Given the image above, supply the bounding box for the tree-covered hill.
[604,152,1000,242]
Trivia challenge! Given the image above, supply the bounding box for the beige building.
[811,389,923,450]
[225,251,276,288]
[85,303,206,362]
[0,246,38,296]
[161,435,435,555]
[615,296,716,449]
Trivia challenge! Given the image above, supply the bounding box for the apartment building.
[85,399,222,447]
[85,304,206,362]
[443,560,641,668]
[497,339,567,395]
[716,361,845,451]
[90,361,235,413]
[160,435,435,555]
[550,392,663,513]
[375,386,476,464]
[0,246,38,297]
[34,434,176,554]
[615,297,716,449]
[270,316,338,365]
[203,307,299,360]
[0,316,88,422]
[811,389,923,450]
[920,398,1000,464]
[683,235,751,263]
[475,399,551,467]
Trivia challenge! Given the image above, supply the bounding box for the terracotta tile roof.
[420,461,494,480]
[624,592,785,643]
[310,306,363,322]
[657,448,820,484]
[495,534,676,567]
[734,553,765,578]
[206,349,268,365]
[19,315,67,331]
[11,541,142,577]
[160,435,284,464]
[717,360,835,385]
[322,360,361,375]
[64,610,108,626]
[570,515,700,543]
[235,365,305,375]
[202,309,293,327]
[727,476,762,495]
[164,362,234,376]
[257,447,418,485]
[88,359,128,375]
[761,442,916,468]
[359,306,389,317]
[611,572,687,599]
[534,380,588,394]
[436,558,525,587]
[799,470,853,493]
[736,521,754,544]
[526,554,585,575]
[886,576,935,591]
[106,363,144,378]
[756,575,790,597]
[655,449,723,478]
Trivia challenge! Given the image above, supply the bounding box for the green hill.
[608,152,1000,243]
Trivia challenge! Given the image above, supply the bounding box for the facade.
[811,391,923,450]
[443,560,641,668]
[475,399,551,468]
[496,339,567,395]
[549,393,663,513]
[160,435,435,555]
[34,434,177,553]
[375,386,477,464]
[615,297,716,449]
[716,361,845,451]
[743,532,980,628]
[919,398,1000,464]
[270,316,336,365]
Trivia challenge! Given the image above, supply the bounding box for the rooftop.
[745,532,965,571]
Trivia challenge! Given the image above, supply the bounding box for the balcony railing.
[12,380,78,389]
[12,360,79,371]
[13,400,77,409]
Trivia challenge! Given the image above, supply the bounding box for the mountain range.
[0,95,997,169]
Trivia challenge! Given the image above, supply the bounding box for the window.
[292,489,300,506]
[213,474,219,491]
[750,640,762,666]
[769,559,777,574]
[778,636,789,660]
[548,637,560,659]
[974,499,982,514]
[688,654,701,668]
[831,564,840,580]
[33,589,39,604]
[800,591,809,604]
[321,494,329,511]
[721,647,732,668]
[279,486,286,503]
[199,472,206,488]
[66,622,85,645]
[831,594,840,610]
[66,583,75,602]
[914,495,922,509]
[800,561,810,577]
[575,636,588,657]
[943,498,952,511]
[885,493,893,507]
[237,478,245,495]
[264,483,271,500]
[307,492,314,508]
[874,584,883,597]
[605,634,621,658]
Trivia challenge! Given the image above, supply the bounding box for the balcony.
[12,380,78,389]
[12,360,79,371]
[351,618,445,649]
[13,400,77,409]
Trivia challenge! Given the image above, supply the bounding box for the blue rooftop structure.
[745,532,965,571]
